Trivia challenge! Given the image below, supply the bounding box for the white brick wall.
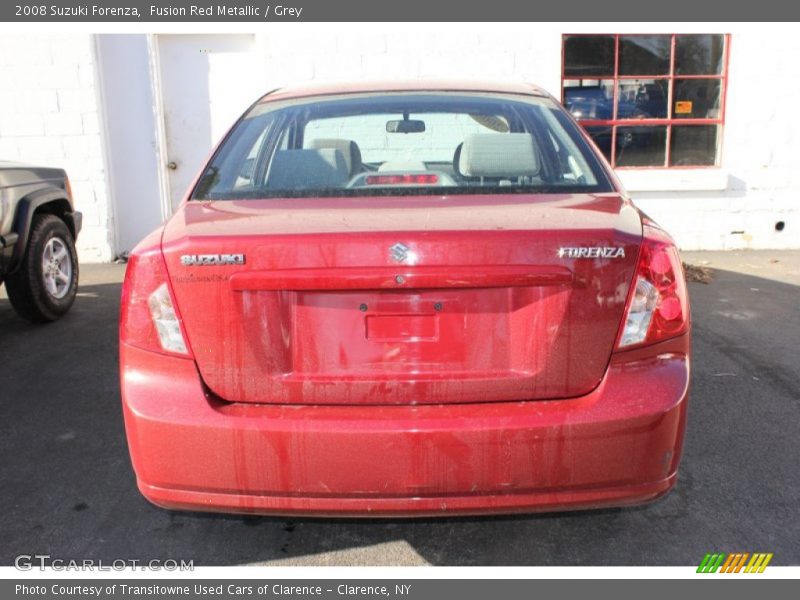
[258,27,562,90]
[0,34,112,262]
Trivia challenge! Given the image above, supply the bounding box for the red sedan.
[120,81,690,516]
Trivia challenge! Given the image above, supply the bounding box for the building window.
[562,34,729,169]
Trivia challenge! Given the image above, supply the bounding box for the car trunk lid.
[162,193,641,405]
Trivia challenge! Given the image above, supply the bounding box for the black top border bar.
[2,0,800,22]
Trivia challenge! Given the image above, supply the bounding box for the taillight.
[120,244,191,357]
[616,225,690,349]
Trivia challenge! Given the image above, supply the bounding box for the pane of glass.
[673,79,721,119]
[563,80,615,120]
[675,34,725,75]
[670,125,718,166]
[584,126,613,162]
[564,35,616,77]
[616,126,667,167]
[193,93,612,199]
[619,35,671,75]
[232,128,269,191]
[617,79,669,119]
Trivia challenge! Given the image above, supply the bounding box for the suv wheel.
[6,214,79,322]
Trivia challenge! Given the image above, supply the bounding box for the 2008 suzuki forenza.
[120,81,690,516]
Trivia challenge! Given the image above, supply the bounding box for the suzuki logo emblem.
[389,243,412,263]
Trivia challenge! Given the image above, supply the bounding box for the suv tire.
[6,214,79,322]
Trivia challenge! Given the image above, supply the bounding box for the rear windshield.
[192,92,614,200]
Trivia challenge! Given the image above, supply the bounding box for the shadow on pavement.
[0,264,798,566]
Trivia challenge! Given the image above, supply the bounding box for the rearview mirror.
[386,119,426,134]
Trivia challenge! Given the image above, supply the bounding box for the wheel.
[5,214,79,323]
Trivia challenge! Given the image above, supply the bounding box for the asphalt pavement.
[1,251,798,566]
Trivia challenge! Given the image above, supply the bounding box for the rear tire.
[6,214,79,323]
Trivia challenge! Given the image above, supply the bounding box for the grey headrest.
[310,138,362,176]
[266,148,348,190]
[458,133,540,178]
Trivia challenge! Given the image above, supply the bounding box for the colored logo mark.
[697,552,773,573]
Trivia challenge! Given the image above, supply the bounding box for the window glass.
[562,33,727,168]
[619,35,671,76]
[675,34,725,75]
[584,126,613,162]
[615,126,667,167]
[563,35,615,77]
[231,127,269,191]
[670,125,718,166]
[562,80,615,120]
[303,113,494,164]
[192,93,611,200]
[617,79,669,119]
[673,79,721,119]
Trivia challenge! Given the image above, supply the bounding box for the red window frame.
[561,33,731,169]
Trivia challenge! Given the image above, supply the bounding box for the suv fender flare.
[9,188,80,273]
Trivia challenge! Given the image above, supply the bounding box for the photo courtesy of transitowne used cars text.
[119,81,691,516]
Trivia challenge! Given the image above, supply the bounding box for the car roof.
[257,80,549,104]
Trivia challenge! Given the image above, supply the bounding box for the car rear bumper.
[121,335,690,517]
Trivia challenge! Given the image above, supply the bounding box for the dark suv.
[0,162,82,322]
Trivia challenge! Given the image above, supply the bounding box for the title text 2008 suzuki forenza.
[120,81,690,516]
